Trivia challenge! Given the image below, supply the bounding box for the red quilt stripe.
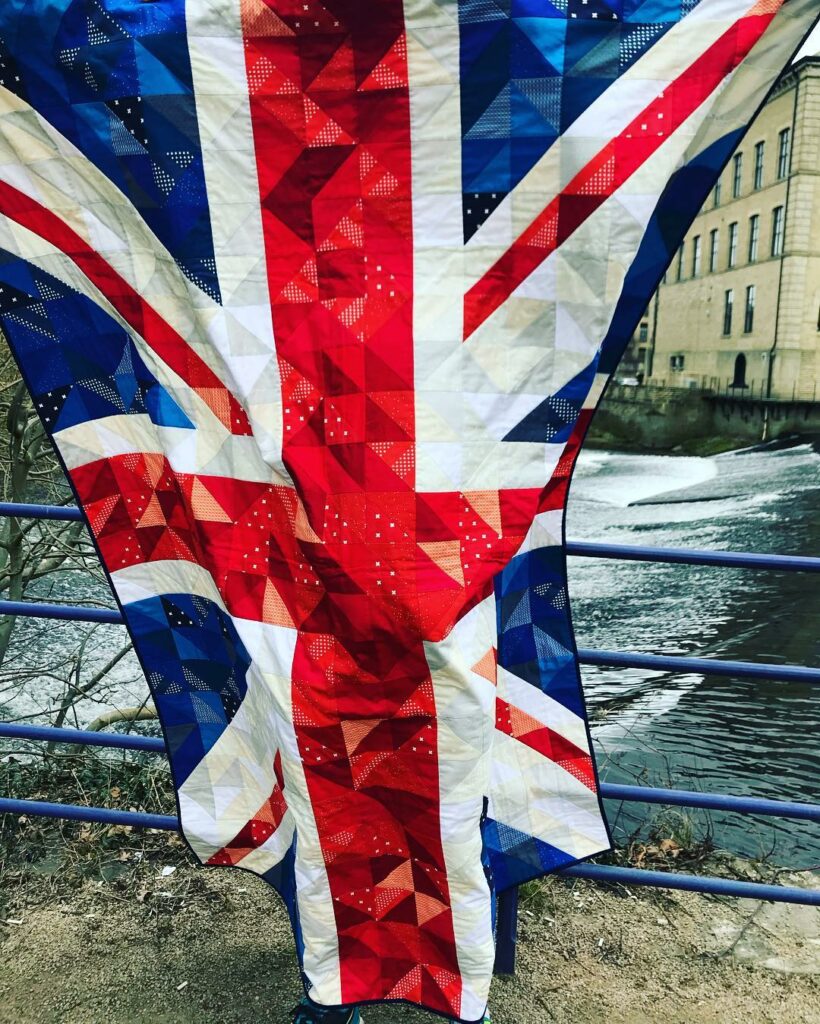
[241,2,462,1011]
[496,698,596,791]
[463,0,783,340]
[0,180,252,435]
[69,450,546,650]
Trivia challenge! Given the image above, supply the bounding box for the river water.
[5,442,819,867]
[568,441,820,867]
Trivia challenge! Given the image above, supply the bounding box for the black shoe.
[291,996,361,1024]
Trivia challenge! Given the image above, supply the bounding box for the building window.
[732,153,743,198]
[709,228,719,272]
[748,214,759,263]
[713,179,722,208]
[723,289,733,335]
[692,235,701,277]
[670,354,685,372]
[732,353,747,388]
[753,141,765,190]
[638,322,649,343]
[744,285,756,333]
[777,127,791,179]
[771,205,784,256]
[676,241,685,281]
[728,222,738,268]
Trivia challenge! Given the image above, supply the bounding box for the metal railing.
[1,502,818,976]
[638,378,819,402]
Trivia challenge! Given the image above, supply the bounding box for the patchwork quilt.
[0,1,814,1019]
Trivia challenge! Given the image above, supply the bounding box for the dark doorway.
[731,352,747,388]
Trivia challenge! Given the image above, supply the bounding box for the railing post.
[494,887,519,975]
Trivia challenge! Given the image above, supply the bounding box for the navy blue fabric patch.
[0,0,220,301]
[504,358,598,443]
[264,841,305,968]
[125,593,252,786]
[482,816,574,890]
[0,249,193,432]
[495,544,583,717]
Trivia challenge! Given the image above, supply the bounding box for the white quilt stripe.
[52,412,277,483]
[489,728,610,859]
[405,0,465,396]
[112,560,227,611]
[187,0,275,312]
[423,597,498,1021]
[231,618,343,1006]
[187,0,288,471]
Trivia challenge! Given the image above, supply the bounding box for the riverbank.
[1,853,818,1024]
[585,421,820,457]
[588,382,820,454]
[584,428,756,456]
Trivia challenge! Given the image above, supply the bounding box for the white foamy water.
[573,450,718,507]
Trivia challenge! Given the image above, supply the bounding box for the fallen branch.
[86,705,157,732]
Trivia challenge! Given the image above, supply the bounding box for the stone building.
[632,55,820,402]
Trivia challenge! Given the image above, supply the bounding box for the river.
[568,440,820,867]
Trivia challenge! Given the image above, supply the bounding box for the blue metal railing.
[567,540,820,573]
[1,596,818,682]
[2,721,818,822]
[1,501,819,974]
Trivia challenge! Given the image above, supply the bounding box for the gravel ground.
[1,860,818,1024]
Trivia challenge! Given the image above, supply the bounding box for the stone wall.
[590,383,820,449]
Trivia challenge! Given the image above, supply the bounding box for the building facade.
[633,56,820,401]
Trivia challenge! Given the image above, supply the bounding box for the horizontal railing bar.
[560,863,820,906]
[1,596,817,682]
[0,501,84,521]
[601,783,820,821]
[0,599,122,624]
[4,724,818,821]
[2,797,816,906]
[0,796,176,831]
[566,541,820,573]
[578,648,820,683]
[0,503,817,574]
[0,722,165,752]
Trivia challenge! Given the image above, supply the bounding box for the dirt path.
[1,862,818,1024]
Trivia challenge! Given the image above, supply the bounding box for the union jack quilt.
[0,1,814,1019]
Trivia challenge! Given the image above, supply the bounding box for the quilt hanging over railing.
[0,1,815,1020]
